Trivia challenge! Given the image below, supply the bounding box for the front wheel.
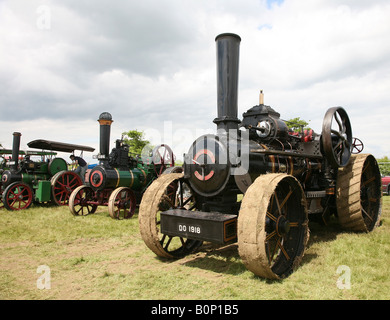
[69,185,97,216]
[138,173,202,258]
[2,182,33,211]
[108,187,136,219]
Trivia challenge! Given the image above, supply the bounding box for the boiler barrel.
[88,166,148,191]
[1,170,49,188]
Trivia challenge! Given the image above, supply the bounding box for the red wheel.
[51,171,83,206]
[2,182,33,211]
[152,144,175,177]
[351,137,364,154]
[69,185,97,216]
[108,187,136,219]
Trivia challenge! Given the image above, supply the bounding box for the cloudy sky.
[1,0,390,164]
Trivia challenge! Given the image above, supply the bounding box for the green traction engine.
[0,132,95,210]
[68,112,177,219]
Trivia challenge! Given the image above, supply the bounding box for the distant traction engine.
[1,132,94,210]
[69,112,176,219]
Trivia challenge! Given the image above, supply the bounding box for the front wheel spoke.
[277,238,290,261]
[268,236,281,264]
[164,236,173,250]
[266,211,277,222]
[160,196,175,209]
[266,230,277,241]
[279,189,292,210]
[274,193,282,215]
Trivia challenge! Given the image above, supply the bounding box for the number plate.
[160,209,237,244]
[178,223,201,235]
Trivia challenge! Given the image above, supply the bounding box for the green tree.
[377,156,390,176]
[122,130,150,155]
[285,117,311,132]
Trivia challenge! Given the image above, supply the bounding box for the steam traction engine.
[1,132,94,210]
[68,112,176,219]
[138,33,382,279]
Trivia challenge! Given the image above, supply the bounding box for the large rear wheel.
[336,154,382,232]
[51,171,83,206]
[238,174,309,279]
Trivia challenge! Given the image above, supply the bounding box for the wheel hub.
[265,215,291,236]
[276,216,290,236]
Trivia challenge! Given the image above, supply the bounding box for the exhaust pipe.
[11,132,22,169]
[213,33,241,131]
[97,112,113,162]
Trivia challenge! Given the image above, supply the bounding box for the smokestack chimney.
[97,112,113,162]
[11,132,22,169]
[213,33,241,131]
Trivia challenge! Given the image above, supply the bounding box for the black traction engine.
[138,33,382,279]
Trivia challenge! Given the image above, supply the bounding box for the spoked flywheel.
[138,172,202,259]
[336,154,382,232]
[151,144,176,177]
[238,174,309,279]
[321,107,352,168]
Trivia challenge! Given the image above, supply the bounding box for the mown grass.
[0,198,389,300]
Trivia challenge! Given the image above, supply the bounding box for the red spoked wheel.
[2,182,33,211]
[351,137,364,154]
[152,144,175,177]
[108,187,137,219]
[51,171,83,206]
[69,185,97,216]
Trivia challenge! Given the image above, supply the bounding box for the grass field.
[1,196,389,300]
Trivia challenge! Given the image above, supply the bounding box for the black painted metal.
[213,33,241,131]
[11,132,21,170]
